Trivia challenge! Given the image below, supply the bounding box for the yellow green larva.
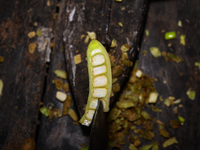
[79,40,112,126]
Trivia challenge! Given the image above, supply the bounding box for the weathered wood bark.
[0,0,56,149]
[138,0,200,149]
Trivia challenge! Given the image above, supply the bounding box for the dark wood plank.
[36,1,90,150]
[138,0,200,149]
[64,0,148,117]
[0,0,57,149]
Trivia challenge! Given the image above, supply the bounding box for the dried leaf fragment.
[49,108,62,120]
[112,83,120,93]
[186,89,196,100]
[129,144,138,150]
[108,108,121,122]
[68,108,79,122]
[121,44,131,52]
[141,111,151,120]
[62,95,72,115]
[28,31,36,38]
[139,143,153,150]
[56,91,67,102]
[84,35,90,43]
[63,83,70,92]
[150,47,161,57]
[54,69,67,79]
[28,42,37,54]
[21,138,36,150]
[167,53,183,63]
[162,137,178,148]
[47,0,50,6]
[0,79,3,96]
[112,65,125,78]
[74,54,82,64]
[53,79,63,90]
[170,120,181,129]
[0,56,4,63]
[116,100,134,109]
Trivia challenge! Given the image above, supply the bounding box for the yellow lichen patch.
[74,54,82,64]
[28,42,37,54]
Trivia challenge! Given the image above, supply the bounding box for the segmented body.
[80,40,112,126]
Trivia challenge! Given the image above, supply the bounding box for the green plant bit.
[162,137,178,148]
[116,100,134,109]
[110,39,117,48]
[194,62,200,69]
[164,96,175,107]
[165,31,176,40]
[54,69,67,79]
[167,53,183,63]
[178,20,182,27]
[121,44,131,52]
[118,22,123,27]
[186,89,196,100]
[40,106,50,117]
[145,30,149,37]
[180,35,186,45]
[150,47,161,57]
[178,116,185,123]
